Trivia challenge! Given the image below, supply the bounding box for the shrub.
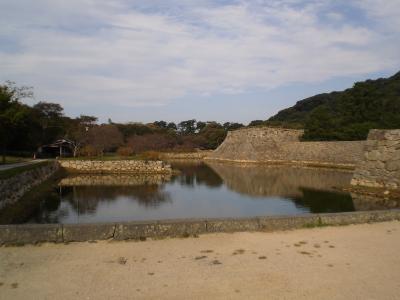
[117,146,133,156]
[79,145,97,157]
[141,151,160,160]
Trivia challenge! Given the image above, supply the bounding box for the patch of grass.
[0,161,51,180]
[0,156,30,165]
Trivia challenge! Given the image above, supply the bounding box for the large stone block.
[352,129,400,190]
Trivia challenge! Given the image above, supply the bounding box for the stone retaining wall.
[159,151,213,160]
[59,160,172,174]
[207,127,365,168]
[351,130,400,189]
[1,210,399,245]
[0,162,59,209]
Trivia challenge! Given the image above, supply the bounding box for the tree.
[66,115,98,156]
[154,120,168,129]
[87,124,123,155]
[248,120,265,127]
[303,106,338,140]
[33,102,63,119]
[167,122,177,131]
[0,82,34,163]
[268,70,400,140]
[178,119,197,135]
[223,122,244,131]
[196,121,207,132]
[197,122,226,149]
[78,115,98,127]
[33,101,65,144]
[127,133,176,153]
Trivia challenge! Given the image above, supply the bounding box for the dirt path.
[0,159,47,171]
[1,221,400,299]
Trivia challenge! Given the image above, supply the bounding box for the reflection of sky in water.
[21,162,358,224]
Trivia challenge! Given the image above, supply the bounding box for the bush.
[79,145,97,157]
[117,146,133,156]
[141,151,160,160]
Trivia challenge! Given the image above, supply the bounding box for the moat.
[2,161,398,225]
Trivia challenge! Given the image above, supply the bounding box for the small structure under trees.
[37,139,74,158]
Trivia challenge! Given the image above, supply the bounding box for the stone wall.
[1,210,400,245]
[59,160,172,174]
[159,151,213,160]
[351,130,400,189]
[0,162,59,209]
[207,127,365,167]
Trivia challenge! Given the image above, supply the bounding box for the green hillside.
[268,71,400,141]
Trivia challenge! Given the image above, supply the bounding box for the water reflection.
[62,185,172,212]
[205,161,352,197]
[169,161,223,188]
[1,161,398,224]
[292,188,355,213]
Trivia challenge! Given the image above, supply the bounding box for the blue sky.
[1,0,399,124]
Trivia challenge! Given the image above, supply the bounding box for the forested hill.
[267,71,400,141]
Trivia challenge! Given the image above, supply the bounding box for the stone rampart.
[207,127,365,168]
[0,161,59,209]
[351,130,400,189]
[59,160,172,174]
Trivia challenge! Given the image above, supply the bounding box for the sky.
[1,0,399,124]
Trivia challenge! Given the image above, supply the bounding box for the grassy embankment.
[0,161,52,180]
[0,156,31,165]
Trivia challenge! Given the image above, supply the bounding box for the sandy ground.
[1,221,400,300]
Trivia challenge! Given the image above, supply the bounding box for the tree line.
[267,71,400,140]
[0,81,247,161]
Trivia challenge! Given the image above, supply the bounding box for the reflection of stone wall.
[351,193,400,211]
[207,127,365,167]
[206,161,352,198]
[59,174,171,186]
[351,130,400,189]
[0,162,59,209]
[59,160,172,174]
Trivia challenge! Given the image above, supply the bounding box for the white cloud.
[0,0,399,112]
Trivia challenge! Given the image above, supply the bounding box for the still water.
[2,161,372,224]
